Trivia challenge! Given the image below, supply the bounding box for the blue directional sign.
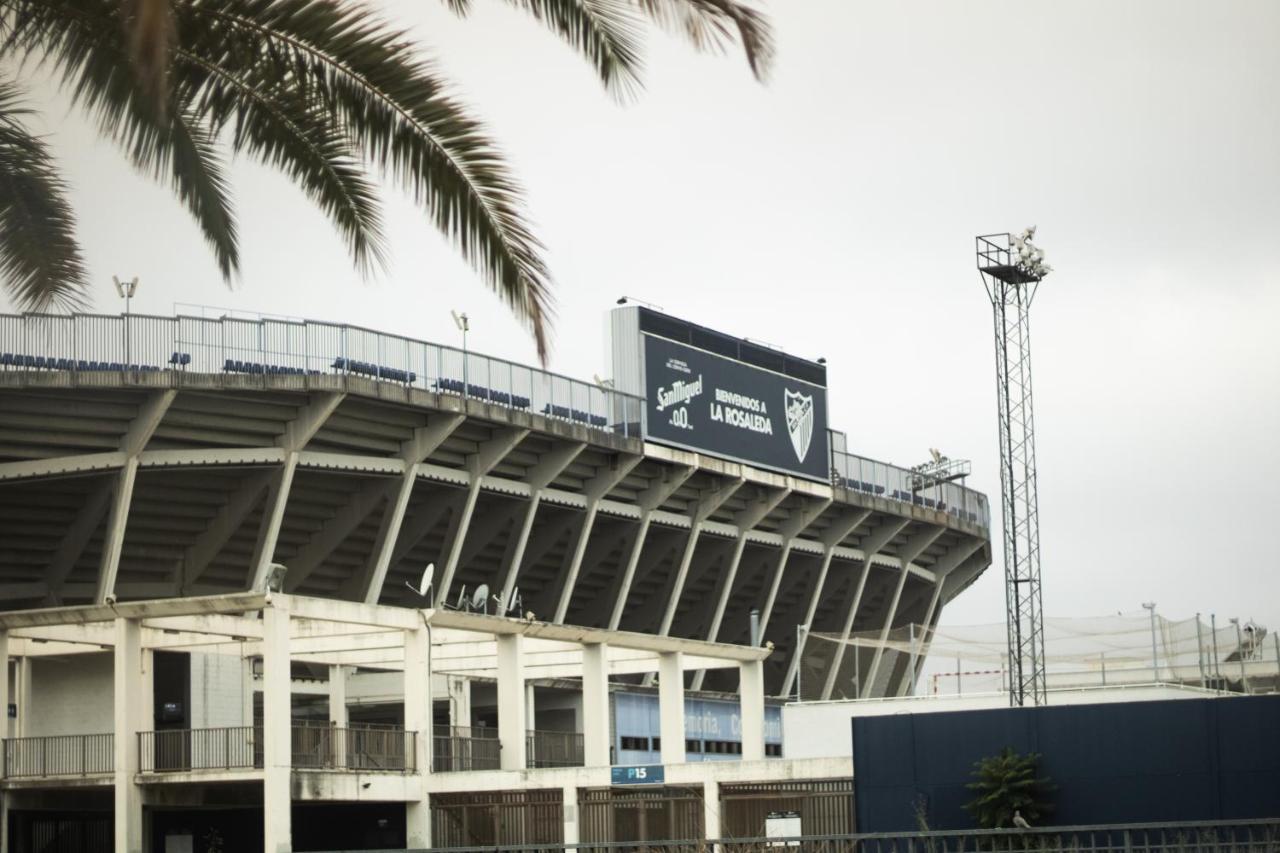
[611,764,664,786]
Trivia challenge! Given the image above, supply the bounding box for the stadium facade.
[0,305,991,851]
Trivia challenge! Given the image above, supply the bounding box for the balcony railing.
[292,722,416,772]
[0,312,991,529]
[831,447,991,529]
[432,725,501,773]
[526,729,584,768]
[139,726,259,772]
[2,734,113,778]
[137,724,415,773]
[0,311,644,438]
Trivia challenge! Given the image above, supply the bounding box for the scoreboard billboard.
[641,333,830,481]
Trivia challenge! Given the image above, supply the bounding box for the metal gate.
[431,789,563,848]
[9,812,112,853]
[579,786,705,845]
[720,779,855,838]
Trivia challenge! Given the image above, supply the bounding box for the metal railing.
[315,819,1280,853]
[526,729,584,768]
[831,447,991,529]
[432,725,501,772]
[0,311,990,528]
[137,724,416,773]
[292,722,416,771]
[1,733,113,778]
[138,726,260,772]
[0,311,645,438]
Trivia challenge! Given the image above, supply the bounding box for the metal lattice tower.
[977,231,1049,707]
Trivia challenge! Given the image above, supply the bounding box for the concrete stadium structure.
[0,308,992,851]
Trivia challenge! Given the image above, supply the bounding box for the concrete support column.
[141,649,155,734]
[0,632,9,742]
[328,665,348,727]
[702,780,721,842]
[526,682,537,730]
[563,785,580,844]
[14,657,31,737]
[403,627,431,848]
[113,617,144,853]
[657,652,685,766]
[581,643,610,767]
[242,658,256,729]
[496,634,526,770]
[738,660,765,762]
[1,635,7,853]
[262,604,292,853]
[448,676,470,729]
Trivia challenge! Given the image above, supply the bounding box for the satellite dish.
[405,563,434,599]
[495,587,522,615]
[472,584,489,614]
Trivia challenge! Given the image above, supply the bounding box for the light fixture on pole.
[1142,602,1159,682]
[113,276,138,367]
[451,310,469,396]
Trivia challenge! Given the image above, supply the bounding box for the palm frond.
[176,46,387,275]
[7,0,241,280]
[122,0,175,108]
[0,79,88,311]
[184,0,554,359]
[495,0,647,99]
[634,0,773,81]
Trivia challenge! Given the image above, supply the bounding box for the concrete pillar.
[496,634,526,770]
[242,657,256,729]
[328,665,348,727]
[262,604,292,853]
[141,649,155,734]
[581,643,610,767]
[0,630,12,853]
[0,632,9,742]
[448,676,471,730]
[15,656,31,737]
[563,785,580,844]
[113,618,144,853]
[526,681,537,730]
[702,780,721,842]
[657,652,685,766]
[738,660,765,762]
[403,627,431,848]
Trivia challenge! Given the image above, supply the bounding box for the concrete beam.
[248,452,299,591]
[279,392,345,451]
[46,479,113,603]
[181,469,275,589]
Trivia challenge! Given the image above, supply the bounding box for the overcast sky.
[9,0,1279,632]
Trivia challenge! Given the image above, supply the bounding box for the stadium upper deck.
[0,309,990,697]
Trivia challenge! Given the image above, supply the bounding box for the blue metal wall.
[614,692,783,764]
[851,695,1280,832]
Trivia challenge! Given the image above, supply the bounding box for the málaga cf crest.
[784,390,814,463]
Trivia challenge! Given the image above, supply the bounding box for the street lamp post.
[113,276,138,368]
[1141,602,1159,683]
[451,311,470,397]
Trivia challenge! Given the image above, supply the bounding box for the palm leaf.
[183,0,555,358]
[634,0,773,81]
[0,79,88,311]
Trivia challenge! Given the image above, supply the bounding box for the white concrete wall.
[27,653,114,736]
[782,683,1233,759]
[190,652,248,728]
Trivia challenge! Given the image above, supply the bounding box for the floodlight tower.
[976,228,1052,707]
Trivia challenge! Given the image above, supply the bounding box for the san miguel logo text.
[655,375,704,412]
[785,389,815,463]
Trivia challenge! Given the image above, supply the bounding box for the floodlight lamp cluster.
[1010,226,1052,279]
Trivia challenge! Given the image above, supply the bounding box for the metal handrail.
[432,725,501,773]
[1,733,113,778]
[526,728,584,768]
[0,311,645,439]
[136,724,416,773]
[313,818,1280,853]
[0,311,990,528]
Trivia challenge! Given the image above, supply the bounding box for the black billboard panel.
[643,334,830,481]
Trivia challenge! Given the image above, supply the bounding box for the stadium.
[0,304,991,851]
